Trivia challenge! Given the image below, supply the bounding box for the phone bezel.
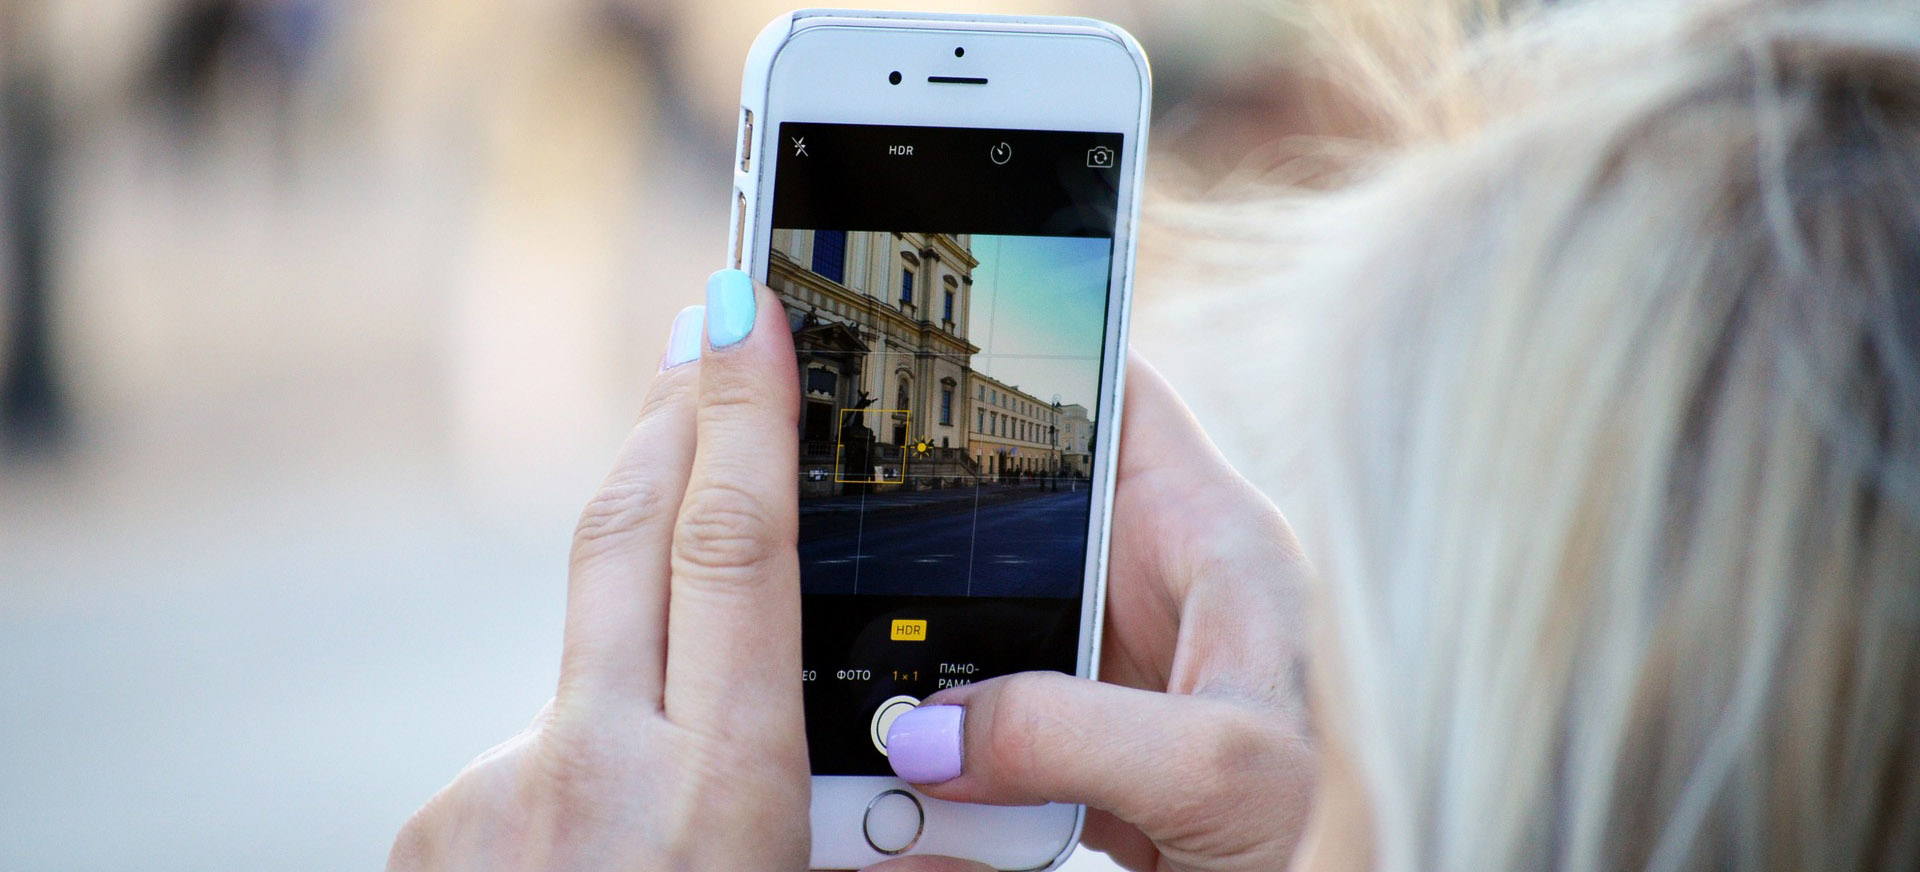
[733,12,1149,871]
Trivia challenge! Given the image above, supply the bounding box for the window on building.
[978,410,985,432]
[811,230,847,284]
[940,387,953,425]
[943,290,954,323]
[900,268,914,306]
[805,367,835,397]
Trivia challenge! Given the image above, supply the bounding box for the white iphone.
[729,11,1149,870]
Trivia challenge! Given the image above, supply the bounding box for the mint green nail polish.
[662,305,704,369]
[705,269,756,348]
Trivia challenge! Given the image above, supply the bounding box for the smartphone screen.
[766,122,1123,776]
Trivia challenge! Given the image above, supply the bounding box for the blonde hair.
[1151,1,1920,870]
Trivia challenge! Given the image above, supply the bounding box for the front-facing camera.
[888,70,902,85]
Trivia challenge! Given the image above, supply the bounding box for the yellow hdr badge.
[890,619,928,641]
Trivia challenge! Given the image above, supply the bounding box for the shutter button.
[870,695,919,755]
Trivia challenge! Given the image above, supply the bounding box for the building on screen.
[966,372,1063,483]
[768,228,1092,495]
[770,229,978,494]
[1058,403,1093,478]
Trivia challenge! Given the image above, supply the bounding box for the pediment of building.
[795,318,869,355]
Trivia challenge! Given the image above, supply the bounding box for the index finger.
[663,270,803,735]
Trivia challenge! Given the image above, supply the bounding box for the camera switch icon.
[1086,145,1114,168]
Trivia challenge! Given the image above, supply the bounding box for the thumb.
[884,672,1311,842]
[861,857,995,872]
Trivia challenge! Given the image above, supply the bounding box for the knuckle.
[1178,707,1288,814]
[1195,709,1259,779]
[698,367,765,416]
[699,353,801,429]
[572,477,673,560]
[982,674,1065,784]
[670,742,811,862]
[636,366,696,423]
[672,478,788,581]
[534,718,809,867]
[532,711,655,817]
[537,724,613,797]
[569,372,697,563]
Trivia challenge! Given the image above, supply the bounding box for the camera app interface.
[769,122,1122,775]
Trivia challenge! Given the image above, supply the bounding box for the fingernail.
[662,305,705,370]
[705,269,756,349]
[887,705,964,783]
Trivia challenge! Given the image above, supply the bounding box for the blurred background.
[0,1,1338,868]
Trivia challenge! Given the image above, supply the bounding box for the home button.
[862,789,924,855]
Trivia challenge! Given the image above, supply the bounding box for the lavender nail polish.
[662,305,705,369]
[886,704,964,784]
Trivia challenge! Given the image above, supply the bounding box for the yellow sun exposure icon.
[911,439,934,458]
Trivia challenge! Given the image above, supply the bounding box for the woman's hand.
[387,271,810,871]
[880,355,1317,872]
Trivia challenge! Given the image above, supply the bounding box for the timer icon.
[988,142,1012,165]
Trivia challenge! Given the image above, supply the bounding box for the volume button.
[739,107,754,172]
[731,189,747,270]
